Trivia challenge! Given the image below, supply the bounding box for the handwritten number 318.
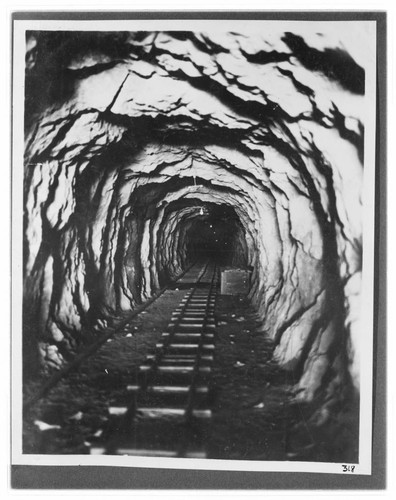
[342,465,356,473]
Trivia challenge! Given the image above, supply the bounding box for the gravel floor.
[23,287,358,463]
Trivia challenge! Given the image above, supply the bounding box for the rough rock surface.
[23,29,366,413]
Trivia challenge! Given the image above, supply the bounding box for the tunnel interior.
[184,204,247,266]
[21,27,368,442]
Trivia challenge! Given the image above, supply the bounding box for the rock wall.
[23,29,366,407]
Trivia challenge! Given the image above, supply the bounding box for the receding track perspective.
[91,262,218,458]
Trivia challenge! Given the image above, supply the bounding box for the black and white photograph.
[11,13,380,478]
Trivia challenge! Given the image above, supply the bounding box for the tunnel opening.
[185,204,248,267]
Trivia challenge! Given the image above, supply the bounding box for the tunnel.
[22,28,367,459]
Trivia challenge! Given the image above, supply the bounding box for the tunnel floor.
[23,271,358,463]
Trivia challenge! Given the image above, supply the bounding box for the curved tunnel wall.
[23,29,365,408]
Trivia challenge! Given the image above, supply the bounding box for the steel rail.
[91,261,219,457]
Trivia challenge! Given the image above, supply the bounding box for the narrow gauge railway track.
[90,262,219,458]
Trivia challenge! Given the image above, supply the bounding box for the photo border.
[10,9,387,490]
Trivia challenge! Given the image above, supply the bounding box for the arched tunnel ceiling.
[23,28,367,405]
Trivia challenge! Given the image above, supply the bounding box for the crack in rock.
[23,29,366,420]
